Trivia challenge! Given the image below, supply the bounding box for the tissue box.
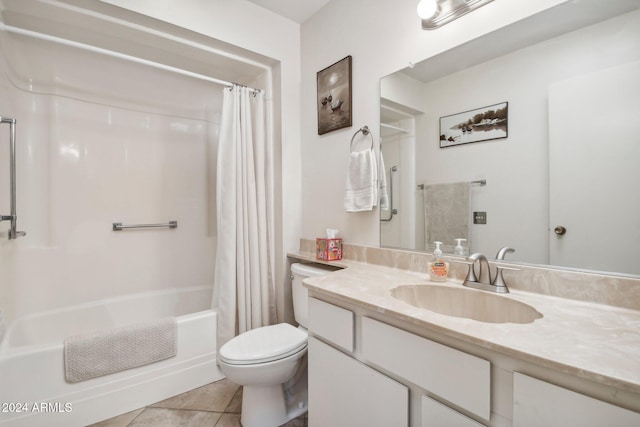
[316,238,342,261]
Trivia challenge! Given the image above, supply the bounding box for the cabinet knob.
[554,226,567,236]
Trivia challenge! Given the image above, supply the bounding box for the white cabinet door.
[513,372,640,427]
[308,336,408,427]
[422,395,485,427]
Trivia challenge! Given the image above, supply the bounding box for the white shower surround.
[0,29,222,320]
[0,27,222,426]
[0,2,278,424]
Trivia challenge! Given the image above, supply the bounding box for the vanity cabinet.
[362,317,490,421]
[308,337,409,427]
[307,297,488,426]
[307,297,408,427]
[306,294,639,427]
[513,372,640,427]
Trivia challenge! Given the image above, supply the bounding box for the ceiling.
[246,0,332,23]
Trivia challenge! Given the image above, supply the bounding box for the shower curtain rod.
[0,24,262,93]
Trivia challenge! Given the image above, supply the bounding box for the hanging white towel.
[378,151,390,210]
[344,148,378,212]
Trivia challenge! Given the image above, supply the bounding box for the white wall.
[301,0,568,247]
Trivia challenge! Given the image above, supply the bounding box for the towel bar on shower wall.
[417,179,487,189]
[112,221,178,231]
[0,116,26,240]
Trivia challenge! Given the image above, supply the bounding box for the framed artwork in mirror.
[439,102,508,147]
[317,55,352,135]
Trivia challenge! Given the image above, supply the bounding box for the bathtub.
[0,286,223,427]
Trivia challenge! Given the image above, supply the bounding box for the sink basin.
[390,285,543,324]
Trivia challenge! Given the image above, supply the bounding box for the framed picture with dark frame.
[317,55,352,135]
[439,102,508,148]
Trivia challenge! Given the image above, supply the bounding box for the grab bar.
[112,221,178,231]
[0,116,26,240]
[380,166,398,222]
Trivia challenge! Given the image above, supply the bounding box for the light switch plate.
[474,212,487,224]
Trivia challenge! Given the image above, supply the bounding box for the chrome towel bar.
[112,221,178,231]
[417,179,486,189]
[0,116,26,240]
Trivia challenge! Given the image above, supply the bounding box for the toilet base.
[240,366,308,427]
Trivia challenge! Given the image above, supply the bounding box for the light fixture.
[417,0,439,19]
[418,0,495,30]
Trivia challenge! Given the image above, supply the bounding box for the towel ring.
[350,126,374,152]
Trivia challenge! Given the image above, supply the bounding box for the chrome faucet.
[463,252,510,293]
[465,253,492,285]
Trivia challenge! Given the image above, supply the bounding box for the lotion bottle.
[428,241,449,282]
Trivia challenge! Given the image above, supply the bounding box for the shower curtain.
[213,85,276,350]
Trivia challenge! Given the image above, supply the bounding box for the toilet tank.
[290,263,338,328]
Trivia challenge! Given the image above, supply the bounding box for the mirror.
[379,0,640,277]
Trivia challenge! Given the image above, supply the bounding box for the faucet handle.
[9,229,26,240]
[465,253,486,283]
[496,246,515,260]
[457,253,483,284]
[451,260,477,282]
[491,265,520,292]
[465,263,478,283]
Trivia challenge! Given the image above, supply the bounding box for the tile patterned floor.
[89,379,307,427]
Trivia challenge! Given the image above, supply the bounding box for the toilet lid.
[219,323,308,365]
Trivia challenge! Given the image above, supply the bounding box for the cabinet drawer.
[422,395,485,427]
[362,317,490,420]
[308,298,354,352]
[513,372,640,427]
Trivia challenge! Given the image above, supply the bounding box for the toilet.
[218,263,334,427]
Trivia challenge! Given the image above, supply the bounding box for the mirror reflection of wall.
[380,4,640,277]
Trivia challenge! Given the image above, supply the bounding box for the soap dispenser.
[428,241,449,282]
[454,238,467,256]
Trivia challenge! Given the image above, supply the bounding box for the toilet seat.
[219,323,308,365]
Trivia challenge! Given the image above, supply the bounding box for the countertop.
[289,252,640,394]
